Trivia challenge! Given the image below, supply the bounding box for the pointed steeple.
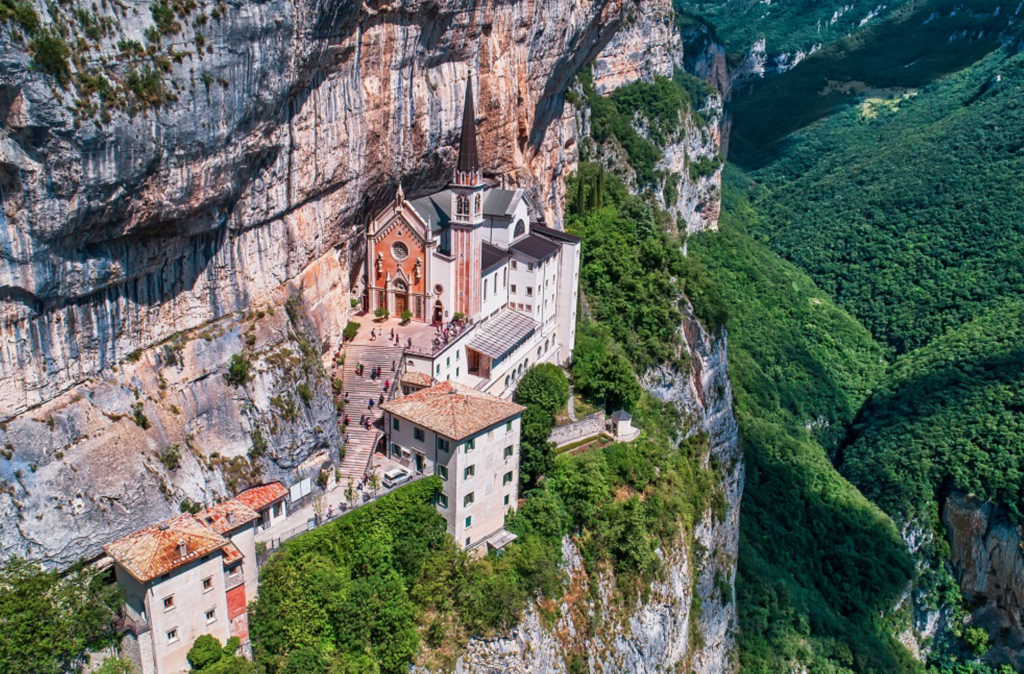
[457,75,479,175]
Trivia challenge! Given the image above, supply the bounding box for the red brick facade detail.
[226,583,247,620]
[229,610,250,643]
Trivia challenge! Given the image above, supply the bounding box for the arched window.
[474,193,482,214]
[513,220,526,238]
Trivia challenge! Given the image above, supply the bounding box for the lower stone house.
[104,482,287,674]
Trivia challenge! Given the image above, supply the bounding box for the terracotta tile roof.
[234,482,288,512]
[221,542,244,567]
[401,371,434,387]
[103,514,229,584]
[381,380,525,441]
[198,500,259,535]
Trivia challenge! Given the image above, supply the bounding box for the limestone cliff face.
[943,493,1024,670]
[575,1,724,232]
[0,293,339,566]
[0,0,640,417]
[412,306,741,674]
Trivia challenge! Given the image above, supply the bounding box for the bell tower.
[449,75,486,319]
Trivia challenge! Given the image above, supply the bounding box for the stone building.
[363,76,581,399]
[380,381,525,550]
[104,483,286,673]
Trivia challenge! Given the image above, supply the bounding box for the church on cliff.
[363,77,581,397]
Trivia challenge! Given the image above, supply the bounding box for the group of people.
[369,327,413,349]
[431,319,465,352]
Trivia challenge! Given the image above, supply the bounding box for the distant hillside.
[676,0,912,58]
[732,4,1024,354]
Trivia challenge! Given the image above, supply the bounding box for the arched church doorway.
[433,300,444,325]
[393,280,409,316]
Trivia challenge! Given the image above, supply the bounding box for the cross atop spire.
[456,74,479,175]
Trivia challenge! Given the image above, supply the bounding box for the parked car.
[382,468,412,489]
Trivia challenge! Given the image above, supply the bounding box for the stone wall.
[548,411,606,447]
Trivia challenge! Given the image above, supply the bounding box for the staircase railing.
[362,353,407,479]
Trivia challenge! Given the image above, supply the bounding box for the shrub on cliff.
[224,353,253,387]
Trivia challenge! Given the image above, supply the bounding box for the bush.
[343,321,360,341]
[157,445,181,471]
[30,30,70,85]
[224,353,252,387]
[513,364,569,417]
[374,308,390,320]
[297,382,313,404]
[400,310,413,324]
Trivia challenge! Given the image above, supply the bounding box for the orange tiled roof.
[380,380,525,441]
[400,371,433,387]
[221,541,244,567]
[198,500,259,535]
[103,514,229,584]
[233,482,288,512]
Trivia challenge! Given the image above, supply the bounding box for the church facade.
[363,77,581,398]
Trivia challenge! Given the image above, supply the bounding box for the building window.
[528,263,534,271]
[167,629,179,644]
[504,494,510,506]
[505,375,510,388]
[437,437,450,452]
[414,427,425,442]
[273,502,283,518]
[163,596,175,611]
[436,364,441,374]
[205,609,216,624]
[503,471,513,485]
[526,286,533,297]
[391,442,401,456]
[511,284,517,294]
[416,296,423,318]
[465,465,476,479]
[456,367,459,377]
[506,421,513,432]
[393,417,400,431]
[446,356,450,367]
[437,493,449,508]
[483,279,488,300]
[511,260,518,270]
[537,345,542,357]
[464,492,475,507]
[465,438,476,452]
[436,465,449,481]
[202,577,213,592]
[504,445,513,459]
[465,516,472,529]
[378,290,385,307]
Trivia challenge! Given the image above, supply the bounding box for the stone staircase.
[336,344,405,481]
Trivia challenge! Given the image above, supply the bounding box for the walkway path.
[567,385,577,421]
[335,343,404,481]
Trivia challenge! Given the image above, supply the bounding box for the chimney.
[227,512,234,526]
[178,540,187,558]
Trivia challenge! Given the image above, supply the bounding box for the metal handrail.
[362,356,407,478]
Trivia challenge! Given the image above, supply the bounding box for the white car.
[382,468,411,489]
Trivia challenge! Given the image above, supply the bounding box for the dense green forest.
[692,0,1024,670]
[842,300,1024,523]
[676,0,912,57]
[689,173,918,674]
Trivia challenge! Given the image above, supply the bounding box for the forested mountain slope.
[701,0,1024,670]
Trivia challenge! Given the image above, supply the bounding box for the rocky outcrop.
[943,493,1024,670]
[0,292,339,566]
[0,0,640,417]
[414,306,742,673]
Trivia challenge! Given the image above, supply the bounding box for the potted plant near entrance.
[374,307,390,322]
[400,310,412,325]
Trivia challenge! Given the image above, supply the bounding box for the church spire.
[456,74,479,175]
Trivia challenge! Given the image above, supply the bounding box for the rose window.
[392,241,409,261]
